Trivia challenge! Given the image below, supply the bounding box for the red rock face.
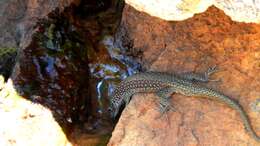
[109,5,260,145]
[0,0,78,49]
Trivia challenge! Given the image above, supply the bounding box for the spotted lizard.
[109,66,260,142]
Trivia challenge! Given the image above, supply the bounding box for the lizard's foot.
[206,65,218,76]
[204,65,222,82]
[158,100,176,114]
[181,65,220,82]
[155,87,176,114]
[155,102,175,120]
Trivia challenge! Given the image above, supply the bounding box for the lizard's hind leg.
[181,65,220,82]
[156,86,176,114]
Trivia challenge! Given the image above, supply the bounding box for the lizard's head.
[108,98,120,119]
[108,85,125,119]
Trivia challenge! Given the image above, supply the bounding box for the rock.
[11,11,91,129]
[0,80,72,146]
[125,0,213,21]
[0,47,17,79]
[214,0,260,23]
[10,0,122,132]
[125,0,260,23]
[0,75,4,89]
[0,0,80,89]
[0,0,79,49]
[108,5,260,145]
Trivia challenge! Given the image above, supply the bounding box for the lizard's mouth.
[108,103,120,119]
[108,104,115,117]
[107,106,113,113]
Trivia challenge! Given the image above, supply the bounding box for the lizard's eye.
[108,106,113,112]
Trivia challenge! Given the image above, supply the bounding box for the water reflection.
[88,36,141,120]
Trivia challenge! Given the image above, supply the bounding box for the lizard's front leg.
[181,65,219,82]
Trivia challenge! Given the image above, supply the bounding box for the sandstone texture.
[108,5,260,146]
[0,78,72,146]
[126,0,260,23]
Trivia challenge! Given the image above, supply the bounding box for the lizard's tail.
[205,90,260,142]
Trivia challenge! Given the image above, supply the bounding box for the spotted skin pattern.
[110,68,260,142]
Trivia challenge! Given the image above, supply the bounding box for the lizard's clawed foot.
[206,65,218,76]
[204,65,222,82]
[158,102,176,114]
[155,102,175,120]
[181,65,222,82]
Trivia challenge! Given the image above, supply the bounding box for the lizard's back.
[110,71,260,142]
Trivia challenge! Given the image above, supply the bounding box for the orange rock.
[109,5,260,145]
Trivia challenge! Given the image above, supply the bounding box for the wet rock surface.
[12,11,91,130]
[0,0,78,49]
[0,0,80,82]
[108,5,260,145]
[0,0,129,145]
[10,0,124,129]
[7,0,127,145]
[0,47,17,80]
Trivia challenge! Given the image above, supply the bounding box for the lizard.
[109,66,260,142]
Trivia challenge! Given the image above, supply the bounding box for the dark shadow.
[5,0,127,145]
